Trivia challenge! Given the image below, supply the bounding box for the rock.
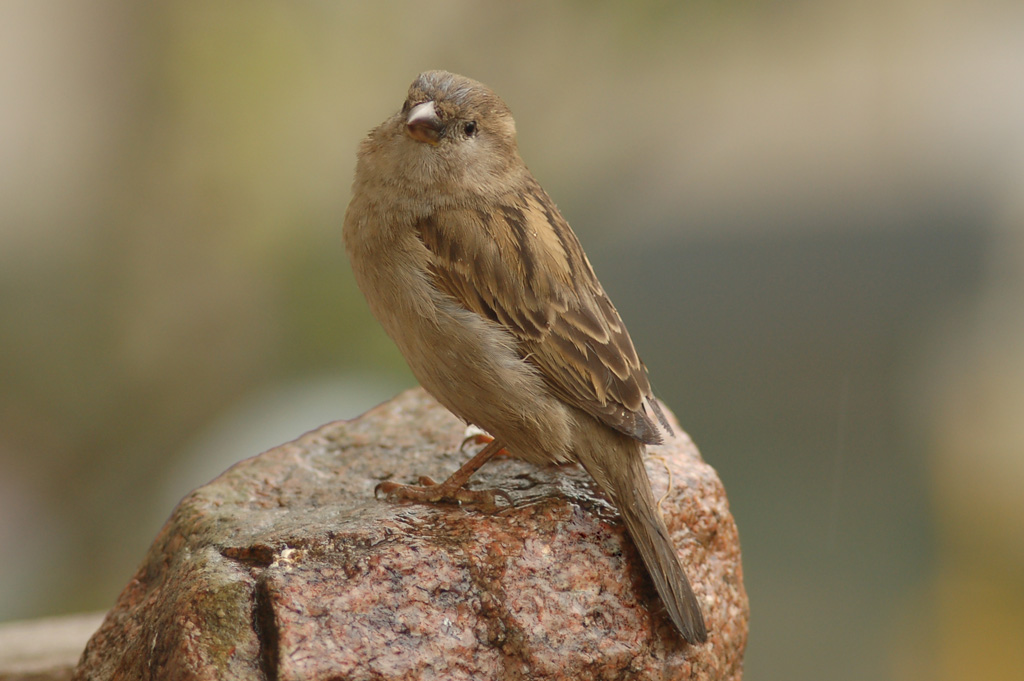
[73,388,747,680]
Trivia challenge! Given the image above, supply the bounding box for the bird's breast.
[345,212,573,463]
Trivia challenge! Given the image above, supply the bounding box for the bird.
[342,70,707,644]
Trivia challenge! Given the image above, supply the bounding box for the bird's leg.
[459,431,510,457]
[375,438,512,511]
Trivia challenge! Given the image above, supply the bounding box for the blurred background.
[2,1,1022,678]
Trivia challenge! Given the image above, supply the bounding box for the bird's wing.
[415,176,671,444]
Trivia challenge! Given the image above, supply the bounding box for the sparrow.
[342,70,707,644]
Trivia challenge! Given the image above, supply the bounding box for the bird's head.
[359,71,524,200]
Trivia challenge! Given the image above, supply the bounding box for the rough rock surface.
[73,388,747,680]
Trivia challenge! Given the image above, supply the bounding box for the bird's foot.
[375,437,513,512]
[375,476,512,512]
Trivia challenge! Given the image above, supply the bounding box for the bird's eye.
[463,121,478,137]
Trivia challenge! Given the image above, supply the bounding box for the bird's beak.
[406,101,442,145]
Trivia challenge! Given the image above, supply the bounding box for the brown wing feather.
[415,176,670,444]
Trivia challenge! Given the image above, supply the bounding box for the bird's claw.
[374,478,513,512]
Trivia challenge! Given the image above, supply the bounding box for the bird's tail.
[577,432,707,644]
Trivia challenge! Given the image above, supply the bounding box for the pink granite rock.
[73,388,747,680]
